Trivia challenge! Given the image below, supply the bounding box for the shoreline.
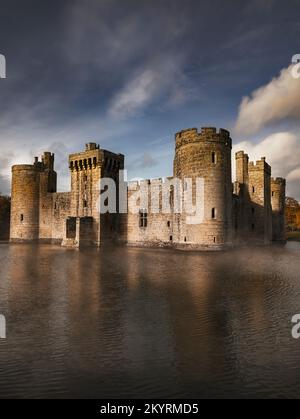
[287,232,300,242]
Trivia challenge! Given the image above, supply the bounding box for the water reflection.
[0,243,300,398]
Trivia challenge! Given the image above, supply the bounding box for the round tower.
[10,165,40,242]
[173,127,233,249]
[271,177,286,243]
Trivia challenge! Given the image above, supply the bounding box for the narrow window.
[139,210,148,228]
[170,236,173,242]
[83,200,87,208]
[214,237,216,243]
[170,185,174,207]
[167,221,171,228]
[252,186,255,194]
[212,152,216,164]
[20,214,24,222]
[212,208,216,219]
[272,191,275,197]
[184,237,187,242]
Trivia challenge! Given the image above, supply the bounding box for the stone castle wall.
[271,178,286,242]
[9,127,287,249]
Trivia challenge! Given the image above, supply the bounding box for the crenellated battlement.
[12,152,55,173]
[175,128,198,145]
[271,177,286,186]
[249,157,271,175]
[236,150,249,160]
[175,127,232,149]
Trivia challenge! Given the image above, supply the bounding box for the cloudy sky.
[0,0,300,199]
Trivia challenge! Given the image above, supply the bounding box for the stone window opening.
[170,185,174,207]
[20,214,24,222]
[83,200,88,208]
[212,208,217,219]
[170,236,173,242]
[184,237,187,242]
[66,218,76,239]
[212,152,217,164]
[252,186,255,194]
[139,210,148,228]
[272,191,275,197]
[214,237,216,243]
[167,221,171,228]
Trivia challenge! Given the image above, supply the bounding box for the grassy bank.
[287,231,300,241]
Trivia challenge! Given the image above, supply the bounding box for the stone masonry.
[10,127,287,250]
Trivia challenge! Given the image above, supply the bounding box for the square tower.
[68,143,124,246]
[248,158,272,244]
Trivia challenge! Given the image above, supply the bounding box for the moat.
[0,243,300,399]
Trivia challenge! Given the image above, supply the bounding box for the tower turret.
[10,153,57,242]
[248,158,272,244]
[173,127,233,249]
[271,177,286,243]
[10,165,40,241]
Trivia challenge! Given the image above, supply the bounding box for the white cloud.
[287,167,300,182]
[109,68,159,117]
[0,112,132,195]
[233,131,300,200]
[235,65,300,135]
[108,56,190,118]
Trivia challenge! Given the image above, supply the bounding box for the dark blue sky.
[0,0,300,198]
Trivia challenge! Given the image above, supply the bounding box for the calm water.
[0,242,300,399]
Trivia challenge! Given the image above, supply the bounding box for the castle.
[10,127,286,250]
